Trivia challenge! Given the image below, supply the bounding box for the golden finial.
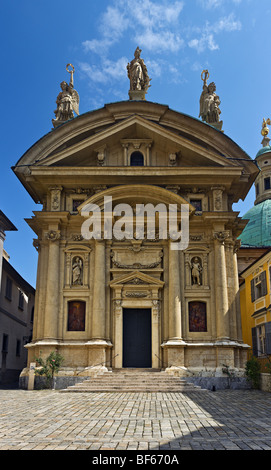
[261,118,271,137]
[261,118,271,147]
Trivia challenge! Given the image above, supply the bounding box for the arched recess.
[130,151,144,166]
[78,184,195,212]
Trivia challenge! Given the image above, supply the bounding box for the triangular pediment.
[110,270,164,288]
[14,102,258,204]
[32,114,236,168]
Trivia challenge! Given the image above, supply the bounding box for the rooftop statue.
[52,64,80,128]
[127,47,151,101]
[199,70,223,131]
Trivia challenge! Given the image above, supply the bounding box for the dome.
[256,145,271,158]
[239,199,271,247]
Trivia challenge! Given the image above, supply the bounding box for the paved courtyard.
[1,388,271,451]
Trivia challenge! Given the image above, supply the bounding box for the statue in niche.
[199,70,222,128]
[52,64,79,127]
[190,257,202,286]
[127,47,151,100]
[72,256,83,286]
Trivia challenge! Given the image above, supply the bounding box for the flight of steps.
[60,369,205,393]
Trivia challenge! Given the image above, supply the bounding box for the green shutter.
[261,271,267,296]
[251,279,255,302]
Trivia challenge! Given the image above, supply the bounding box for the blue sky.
[1,0,271,287]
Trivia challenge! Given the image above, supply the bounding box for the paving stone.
[0,389,271,450]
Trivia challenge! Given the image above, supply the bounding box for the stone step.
[60,370,206,393]
[68,382,192,388]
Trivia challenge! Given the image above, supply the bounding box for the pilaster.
[213,231,230,341]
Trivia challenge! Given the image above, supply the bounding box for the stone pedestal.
[129,90,147,101]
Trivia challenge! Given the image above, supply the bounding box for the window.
[130,151,144,166]
[256,183,259,196]
[72,199,84,212]
[16,340,21,357]
[31,306,34,323]
[264,177,271,191]
[190,199,202,212]
[18,291,24,310]
[252,322,271,357]
[5,277,12,300]
[2,334,8,353]
[67,301,86,331]
[251,272,267,302]
[189,301,207,332]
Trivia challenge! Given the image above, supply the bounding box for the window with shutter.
[265,322,271,355]
[251,271,268,301]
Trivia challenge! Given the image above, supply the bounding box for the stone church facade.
[14,98,258,385]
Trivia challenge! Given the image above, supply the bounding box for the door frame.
[113,299,160,369]
[122,307,152,368]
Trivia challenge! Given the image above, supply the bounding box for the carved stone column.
[92,240,106,340]
[213,231,230,341]
[43,230,60,341]
[168,247,182,340]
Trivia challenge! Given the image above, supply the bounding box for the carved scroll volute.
[114,300,122,316]
[152,299,160,320]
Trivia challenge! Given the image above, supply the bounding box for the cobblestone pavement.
[1,388,271,451]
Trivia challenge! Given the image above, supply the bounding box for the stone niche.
[64,246,92,289]
[184,247,209,289]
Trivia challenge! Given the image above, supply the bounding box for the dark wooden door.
[123,308,152,368]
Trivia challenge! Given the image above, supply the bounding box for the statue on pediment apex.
[52,64,80,128]
[127,47,151,101]
[199,70,222,131]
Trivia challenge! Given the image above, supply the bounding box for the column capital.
[212,230,230,244]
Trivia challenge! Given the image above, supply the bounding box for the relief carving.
[45,230,61,242]
[213,231,230,244]
[111,249,163,270]
[125,291,150,298]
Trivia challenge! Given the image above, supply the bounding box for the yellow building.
[240,249,271,357]
[239,122,271,361]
